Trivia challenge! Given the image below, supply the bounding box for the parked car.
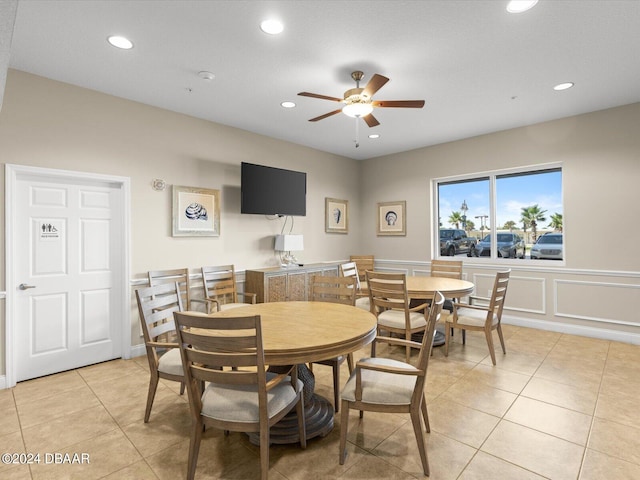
[439,229,477,257]
[476,233,526,258]
[530,233,563,260]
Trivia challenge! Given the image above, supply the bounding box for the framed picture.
[377,200,406,236]
[325,197,348,234]
[172,185,220,237]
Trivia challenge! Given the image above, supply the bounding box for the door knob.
[19,283,36,290]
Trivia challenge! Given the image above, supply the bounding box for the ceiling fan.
[298,71,425,127]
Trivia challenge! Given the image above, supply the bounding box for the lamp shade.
[275,234,304,251]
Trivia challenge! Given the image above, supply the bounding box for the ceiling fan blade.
[308,109,343,122]
[362,74,390,98]
[298,92,343,102]
[372,100,426,108]
[363,113,380,128]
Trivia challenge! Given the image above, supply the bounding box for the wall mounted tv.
[241,162,307,216]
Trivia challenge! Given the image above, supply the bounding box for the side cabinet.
[245,263,340,303]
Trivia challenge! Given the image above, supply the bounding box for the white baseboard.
[503,314,640,345]
[128,343,146,359]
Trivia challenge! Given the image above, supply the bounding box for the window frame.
[432,162,564,264]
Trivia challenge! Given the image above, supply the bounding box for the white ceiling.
[5,0,640,160]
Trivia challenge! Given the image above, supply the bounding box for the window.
[435,165,563,260]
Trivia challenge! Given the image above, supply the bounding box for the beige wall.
[0,70,363,375]
[360,103,640,271]
[359,103,640,340]
[1,70,639,381]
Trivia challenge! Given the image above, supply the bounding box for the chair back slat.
[180,329,258,352]
[310,275,357,306]
[136,282,183,343]
[201,265,239,306]
[148,268,192,310]
[339,262,362,290]
[174,311,266,386]
[367,272,409,311]
[489,271,511,320]
[430,259,463,280]
[349,255,374,282]
[189,363,258,385]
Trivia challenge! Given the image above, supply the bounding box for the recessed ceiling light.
[107,35,133,49]
[506,0,538,13]
[368,134,380,139]
[198,71,215,81]
[553,82,575,91]
[281,101,296,108]
[260,19,284,35]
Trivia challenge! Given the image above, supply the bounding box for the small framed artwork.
[377,200,406,236]
[325,197,348,234]
[172,185,221,237]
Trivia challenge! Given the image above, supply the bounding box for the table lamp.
[275,234,304,267]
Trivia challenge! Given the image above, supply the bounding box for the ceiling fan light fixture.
[260,19,284,35]
[342,102,374,118]
[553,82,574,91]
[107,35,133,49]
[506,0,538,13]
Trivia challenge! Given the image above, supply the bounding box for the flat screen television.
[241,162,307,216]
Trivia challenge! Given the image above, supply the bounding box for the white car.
[530,233,563,260]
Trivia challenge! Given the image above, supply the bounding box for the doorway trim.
[4,164,131,388]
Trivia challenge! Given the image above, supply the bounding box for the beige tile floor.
[2,324,640,479]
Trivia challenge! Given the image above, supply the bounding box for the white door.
[9,167,128,382]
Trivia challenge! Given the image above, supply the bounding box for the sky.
[438,169,562,231]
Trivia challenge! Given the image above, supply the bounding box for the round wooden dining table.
[406,275,474,299]
[405,276,475,345]
[208,301,377,444]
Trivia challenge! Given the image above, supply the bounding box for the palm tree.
[503,220,517,232]
[448,211,463,229]
[521,205,547,242]
[464,219,476,233]
[549,213,563,232]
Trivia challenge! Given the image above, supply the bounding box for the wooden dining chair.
[308,275,357,412]
[135,282,185,422]
[200,264,257,313]
[339,261,371,311]
[339,292,445,476]
[173,311,306,480]
[430,259,464,336]
[349,255,374,283]
[366,271,430,363]
[444,270,511,365]
[148,268,207,312]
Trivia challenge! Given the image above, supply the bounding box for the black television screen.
[241,162,307,216]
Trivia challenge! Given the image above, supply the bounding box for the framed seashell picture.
[172,185,221,236]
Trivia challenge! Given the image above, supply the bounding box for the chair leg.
[462,329,466,344]
[187,417,203,480]
[485,328,497,365]
[259,425,270,480]
[144,372,160,423]
[296,394,307,449]
[410,408,430,476]
[405,333,411,364]
[444,324,451,357]
[180,381,185,395]
[421,397,430,433]
[497,324,506,354]
[339,400,349,465]
[333,362,340,413]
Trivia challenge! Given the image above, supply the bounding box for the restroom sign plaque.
[39,222,60,240]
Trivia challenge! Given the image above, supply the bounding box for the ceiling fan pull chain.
[354,117,360,148]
